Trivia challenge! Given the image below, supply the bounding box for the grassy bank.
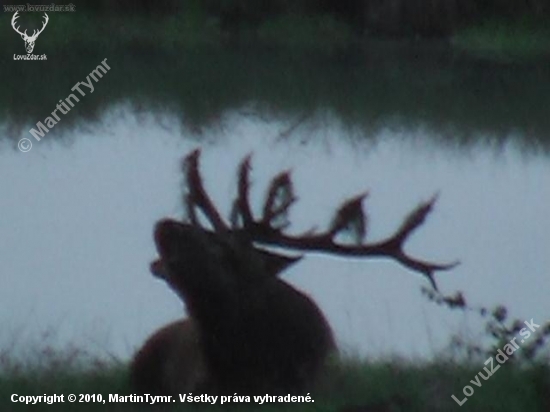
[1,351,549,411]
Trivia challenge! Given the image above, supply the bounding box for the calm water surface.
[1,109,549,361]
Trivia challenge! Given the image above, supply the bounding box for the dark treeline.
[3,46,550,153]
[4,0,549,37]
[48,0,550,37]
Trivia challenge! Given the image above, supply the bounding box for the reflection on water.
[1,109,549,361]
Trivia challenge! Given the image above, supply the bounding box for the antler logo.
[11,12,49,54]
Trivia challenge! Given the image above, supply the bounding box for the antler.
[11,12,26,37]
[11,12,48,40]
[183,149,458,290]
[32,13,49,39]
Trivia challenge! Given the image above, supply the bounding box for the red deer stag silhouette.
[131,149,457,396]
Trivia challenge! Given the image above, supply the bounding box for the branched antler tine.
[366,193,457,287]
[427,273,438,291]
[390,194,439,247]
[182,149,227,231]
[184,193,200,226]
[229,199,241,229]
[243,190,457,289]
[236,154,254,227]
[247,225,457,271]
[262,171,296,227]
[392,251,459,291]
[328,193,368,243]
[178,152,457,288]
[11,12,26,36]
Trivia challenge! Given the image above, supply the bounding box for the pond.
[1,48,549,363]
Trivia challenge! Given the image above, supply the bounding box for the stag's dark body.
[131,318,207,395]
[134,219,336,395]
[131,150,455,396]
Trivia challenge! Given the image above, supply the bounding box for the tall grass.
[0,341,129,411]
[1,295,549,412]
[1,345,549,411]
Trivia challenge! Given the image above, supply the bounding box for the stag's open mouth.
[150,218,180,279]
[150,258,166,278]
[151,218,204,279]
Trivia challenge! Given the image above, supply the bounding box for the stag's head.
[11,12,49,54]
[151,219,301,311]
[151,220,239,306]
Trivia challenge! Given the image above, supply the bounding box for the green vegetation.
[39,0,550,39]
[257,15,353,52]
[453,18,550,60]
[1,12,222,53]
[1,351,549,411]
[2,292,549,411]
[0,343,129,411]
[2,45,550,154]
[2,1,550,154]
[3,0,550,56]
